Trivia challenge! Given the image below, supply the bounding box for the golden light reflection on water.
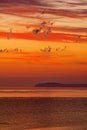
[0,89,87,97]
[29,126,86,130]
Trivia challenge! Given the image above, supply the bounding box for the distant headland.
[35,82,87,87]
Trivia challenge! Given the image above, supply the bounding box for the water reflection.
[0,88,87,97]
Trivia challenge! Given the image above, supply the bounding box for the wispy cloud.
[0,0,87,39]
[0,48,21,53]
[0,31,87,43]
[0,48,74,65]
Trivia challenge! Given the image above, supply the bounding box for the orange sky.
[0,38,87,88]
[0,0,87,89]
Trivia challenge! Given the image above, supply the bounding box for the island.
[35,82,87,87]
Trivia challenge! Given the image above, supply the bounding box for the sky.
[0,0,87,89]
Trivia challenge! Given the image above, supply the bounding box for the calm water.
[0,97,87,130]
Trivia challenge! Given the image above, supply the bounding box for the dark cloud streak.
[0,0,47,7]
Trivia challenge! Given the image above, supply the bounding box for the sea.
[0,88,87,130]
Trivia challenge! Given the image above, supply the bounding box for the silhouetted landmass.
[35,82,87,87]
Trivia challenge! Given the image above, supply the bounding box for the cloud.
[40,46,68,53]
[47,9,87,18]
[0,0,87,40]
[0,0,48,7]
[55,26,87,33]
[0,31,87,43]
[1,5,87,19]
[0,1,87,20]
[64,0,87,6]
[0,48,22,53]
[0,49,74,66]
[40,46,52,52]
